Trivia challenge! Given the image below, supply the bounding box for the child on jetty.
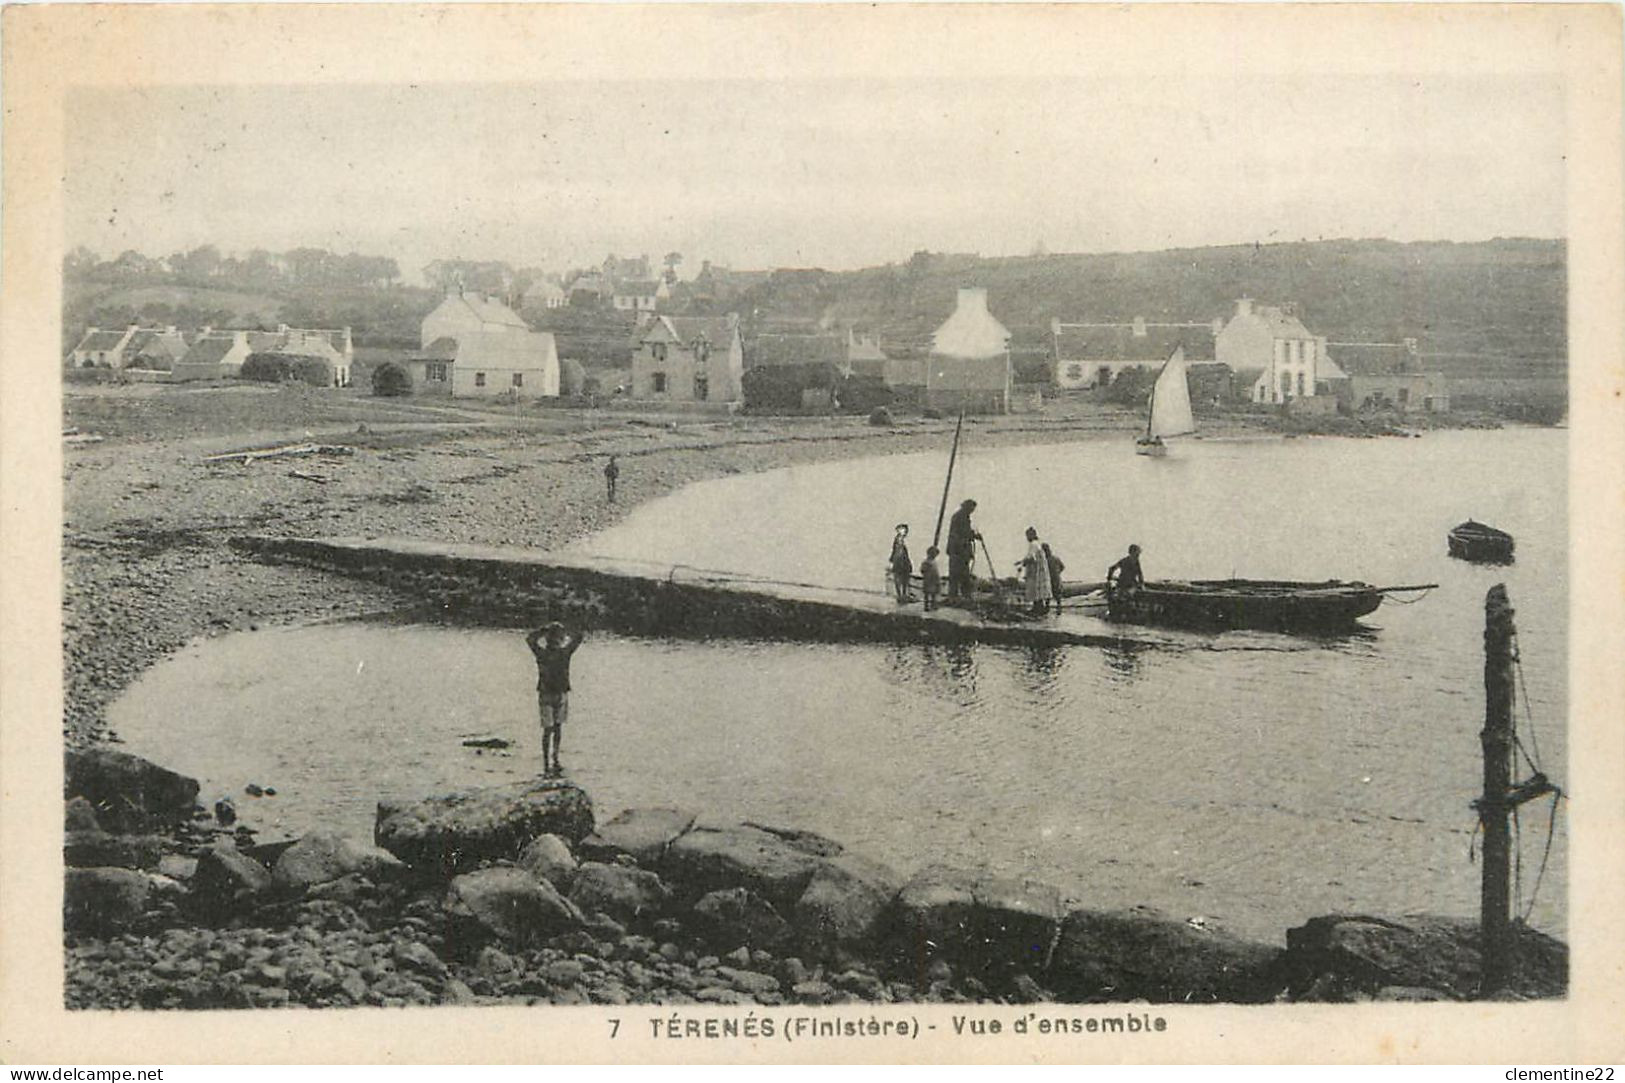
[525,621,585,776]
[888,524,915,603]
[921,546,942,611]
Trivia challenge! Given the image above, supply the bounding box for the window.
[1066,363,1084,381]
[1296,372,1306,397]
[652,342,667,362]
[652,372,667,394]
[695,374,709,401]
[427,362,448,381]
[512,372,523,388]
[475,372,486,388]
[1397,386,1410,406]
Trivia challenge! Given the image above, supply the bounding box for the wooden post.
[1479,584,1516,996]
[931,408,967,551]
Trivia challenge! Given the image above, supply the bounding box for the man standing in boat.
[945,498,981,600]
[1107,544,1145,597]
[526,620,585,777]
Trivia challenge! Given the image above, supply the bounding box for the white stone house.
[1214,298,1342,404]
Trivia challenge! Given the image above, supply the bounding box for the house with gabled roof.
[408,329,559,399]
[172,324,353,385]
[421,289,529,348]
[926,288,1012,414]
[1051,317,1222,390]
[1215,298,1341,404]
[122,327,191,371]
[68,325,144,369]
[630,314,744,402]
[612,279,667,313]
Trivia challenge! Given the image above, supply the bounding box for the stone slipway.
[230,534,1182,651]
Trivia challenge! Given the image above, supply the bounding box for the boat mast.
[932,408,967,550]
[1144,375,1157,440]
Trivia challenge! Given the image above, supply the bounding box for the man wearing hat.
[525,620,586,776]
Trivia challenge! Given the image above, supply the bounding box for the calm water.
[111,428,1567,943]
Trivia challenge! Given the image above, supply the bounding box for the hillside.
[731,239,1567,376]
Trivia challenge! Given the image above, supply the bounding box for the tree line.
[64,245,402,291]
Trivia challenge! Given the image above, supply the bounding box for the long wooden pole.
[932,408,967,550]
[1479,583,1516,996]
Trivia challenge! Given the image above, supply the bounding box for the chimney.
[343,327,354,356]
[1132,316,1147,337]
[1212,317,1225,335]
[1051,317,1062,336]
[1404,337,1418,354]
[957,287,989,314]
[278,323,290,335]
[1236,298,1254,317]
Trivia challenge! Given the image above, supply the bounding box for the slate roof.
[1325,342,1413,375]
[615,280,662,297]
[753,334,847,367]
[1053,323,1217,363]
[648,316,739,351]
[1251,305,1315,340]
[176,333,239,367]
[431,291,529,330]
[73,329,129,353]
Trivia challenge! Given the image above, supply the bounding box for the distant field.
[66,282,286,326]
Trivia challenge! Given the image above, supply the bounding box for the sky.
[65,75,1566,284]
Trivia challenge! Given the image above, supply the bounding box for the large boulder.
[443,866,583,945]
[567,862,671,924]
[189,840,275,917]
[517,834,578,889]
[578,808,697,866]
[1050,908,1283,1003]
[690,887,791,951]
[64,796,101,833]
[741,822,844,857]
[661,824,827,910]
[1280,913,1566,1001]
[63,867,151,933]
[273,830,407,891]
[891,866,1064,970]
[376,777,594,879]
[64,748,199,833]
[63,830,164,870]
[792,852,903,953]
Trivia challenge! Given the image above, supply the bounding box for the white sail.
[1147,346,1195,439]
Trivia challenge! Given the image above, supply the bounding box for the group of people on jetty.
[886,498,1145,617]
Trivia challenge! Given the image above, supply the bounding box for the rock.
[339,974,369,1002]
[543,959,585,985]
[741,822,844,857]
[724,946,751,967]
[567,862,671,924]
[157,854,198,881]
[245,783,265,797]
[691,887,791,950]
[517,834,578,889]
[661,824,826,910]
[1280,913,1566,1001]
[475,946,517,975]
[792,852,902,953]
[376,777,595,878]
[440,978,476,1005]
[189,841,274,917]
[892,866,1063,970]
[273,831,407,891]
[792,979,836,1002]
[64,796,101,833]
[393,941,450,979]
[65,748,200,833]
[1374,985,1453,1001]
[1050,907,1283,1003]
[717,966,781,996]
[694,987,746,1004]
[63,867,151,933]
[461,737,511,750]
[443,867,583,945]
[1010,973,1051,1002]
[305,873,376,906]
[578,807,697,866]
[63,830,164,870]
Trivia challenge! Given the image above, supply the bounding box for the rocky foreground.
[63,746,1568,1010]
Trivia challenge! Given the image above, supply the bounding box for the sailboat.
[1135,345,1196,456]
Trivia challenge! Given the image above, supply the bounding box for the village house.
[926,287,1012,414]
[1214,298,1347,404]
[68,325,192,371]
[752,327,889,377]
[629,315,744,403]
[409,330,560,399]
[421,289,529,348]
[1050,316,1223,390]
[611,279,668,313]
[1327,339,1449,413]
[521,278,566,310]
[170,325,353,385]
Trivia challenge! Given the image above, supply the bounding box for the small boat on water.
[1103,579,1426,633]
[1448,520,1515,564]
[1135,346,1195,457]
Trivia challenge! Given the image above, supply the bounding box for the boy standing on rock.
[525,621,585,776]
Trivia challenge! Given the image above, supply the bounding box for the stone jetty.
[63,748,1569,1009]
[229,535,1174,651]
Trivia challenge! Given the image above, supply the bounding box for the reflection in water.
[886,643,981,701]
[1101,642,1147,683]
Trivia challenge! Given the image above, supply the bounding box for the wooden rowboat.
[1104,579,1392,633]
[1448,520,1515,564]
